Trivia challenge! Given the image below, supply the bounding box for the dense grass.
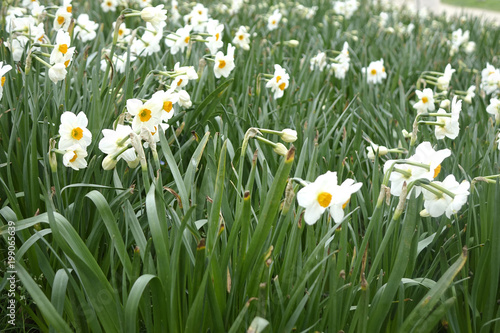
[0,0,499,332]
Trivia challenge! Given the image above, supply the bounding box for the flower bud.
[420,209,430,217]
[102,155,118,170]
[440,99,450,109]
[273,143,288,156]
[140,7,156,21]
[366,144,389,160]
[280,129,297,142]
[284,40,299,47]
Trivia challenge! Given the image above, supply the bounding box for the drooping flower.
[297,171,362,225]
[140,5,168,30]
[63,145,88,170]
[58,112,92,150]
[437,64,455,91]
[48,63,68,83]
[422,175,470,218]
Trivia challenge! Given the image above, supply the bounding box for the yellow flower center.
[433,164,441,178]
[370,69,377,75]
[382,67,386,73]
[118,29,124,36]
[342,199,350,209]
[184,36,190,44]
[218,60,226,68]
[71,127,83,140]
[64,60,70,68]
[151,126,158,135]
[215,33,220,41]
[272,20,276,25]
[69,151,78,163]
[177,78,183,86]
[139,109,152,122]
[163,101,173,113]
[59,44,68,54]
[317,192,332,208]
[67,6,72,13]
[38,35,44,42]
[57,16,65,25]
[422,96,428,104]
[276,75,281,83]
[1,77,5,87]
[107,1,112,6]
[238,35,244,40]
[198,10,202,15]
[279,82,286,91]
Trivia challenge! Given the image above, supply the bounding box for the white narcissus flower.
[422,175,470,218]
[437,64,455,91]
[63,145,88,170]
[362,59,387,84]
[184,3,208,32]
[101,0,118,12]
[297,171,362,225]
[113,21,131,42]
[464,85,476,104]
[98,124,137,163]
[140,5,168,31]
[166,25,192,55]
[480,63,500,95]
[205,19,224,55]
[266,64,290,100]
[137,0,152,8]
[310,51,327,71]
[486,98,500,123]
[50,30,75,65]
[58,112,92,150]
[435,108,460,140]
[213,44,235,79]
[413,88,435,114]
[232,26,250,50]
[152,89,179,122]
[48,63,68,83]
[267,9,282,31]
[126,98,163,132]
[132,22,164,57]
[171,62,198,89]
[384,142,451,197]
[177,90,192,108]
[0,61,13,101]
[74,14,99,42]
[53,7,71,30]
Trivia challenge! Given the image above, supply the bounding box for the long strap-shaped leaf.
[399,247,468,332]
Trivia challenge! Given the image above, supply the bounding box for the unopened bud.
[280,129,297,142]
[102,155,118,170]
[420,209,430,217]
[284,40,299,47]
[273,143,288,156]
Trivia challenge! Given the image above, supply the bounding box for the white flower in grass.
[166,25,192,55]
[152,89,179,122]
[0,62,13,101]
[268,9,282,31]
[486,98,500,123]
[205,19,224,55]
[437,64,455,91]
[266,64,290,99]
[58,112,92,150]
[101,0,118,12]
[140,5,168,31]
[481,63,500,95]
[63,145,88,170]
[413,88,435,114]
[50,30,75,65]
[132,22,164,57]
[113,22,131,42]
[48,63,67,83]
[232,26,250,50]
[171,62,198,89]
[384,142,450,197]
[310,51,327,72]
[435,109,459,140]
[53,7,71,30]
[177,90,192,108]
[213,44,235,79]
[74,14,99,42]
[422,175,470,218]
[297,171,362,225]
[184,4,208,32]
[98,124,137,162]
[362,59,386,84]
[126,98,163,132]
[137,0,152,8]
[464,41,476,54]
[464,85,476,104]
